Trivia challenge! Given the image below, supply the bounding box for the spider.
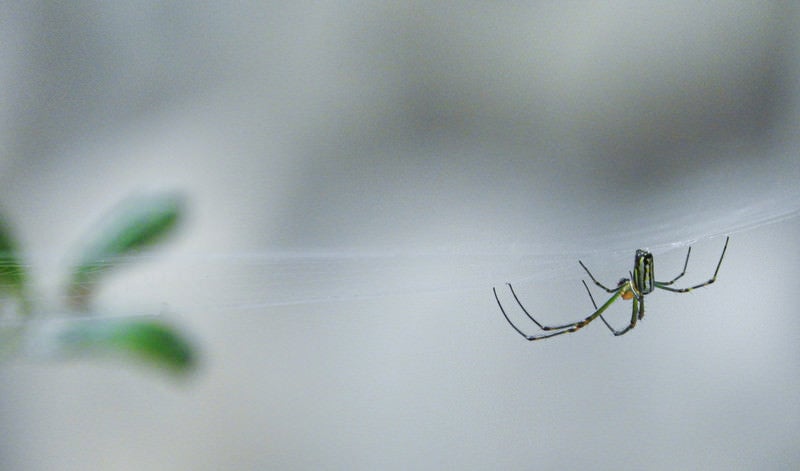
[493,236,730,340]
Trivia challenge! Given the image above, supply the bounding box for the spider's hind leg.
[657,246,692,286]
[655,236,730,293]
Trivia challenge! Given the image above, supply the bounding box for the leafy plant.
[0,192,196,376]
[67,193,183,310]
[0,216,31,315]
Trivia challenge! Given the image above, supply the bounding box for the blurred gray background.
[1,2,800,469]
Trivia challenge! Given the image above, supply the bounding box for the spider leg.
[657,246,691,286]
[581,280,616,334]
[494,284,624,341]
[585,279,641,336]
[493,287,580,340]
[609,295,641,336]
[628,271,642,300]
[579,260,620,293]
[655,236,729,293]
[506,283,577,331]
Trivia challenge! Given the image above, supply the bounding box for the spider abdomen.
[633,249,655,295]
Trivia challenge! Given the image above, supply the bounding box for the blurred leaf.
[55,317,196,375]
[67,193,184,310]
[0,214,31,314]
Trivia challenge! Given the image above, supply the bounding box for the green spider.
[493,236,730,340]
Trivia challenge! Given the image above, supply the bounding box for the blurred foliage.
[57,317,194,375]
[0,216,31,314]
[68,193,183,310]
[0,192,196,377]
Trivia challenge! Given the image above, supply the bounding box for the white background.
[1,2,799,469]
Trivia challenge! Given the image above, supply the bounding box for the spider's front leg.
[493,286,583,341]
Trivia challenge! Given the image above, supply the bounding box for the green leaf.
[0,214,31,315]
[67,193,184,309]
[55,317,196,375]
